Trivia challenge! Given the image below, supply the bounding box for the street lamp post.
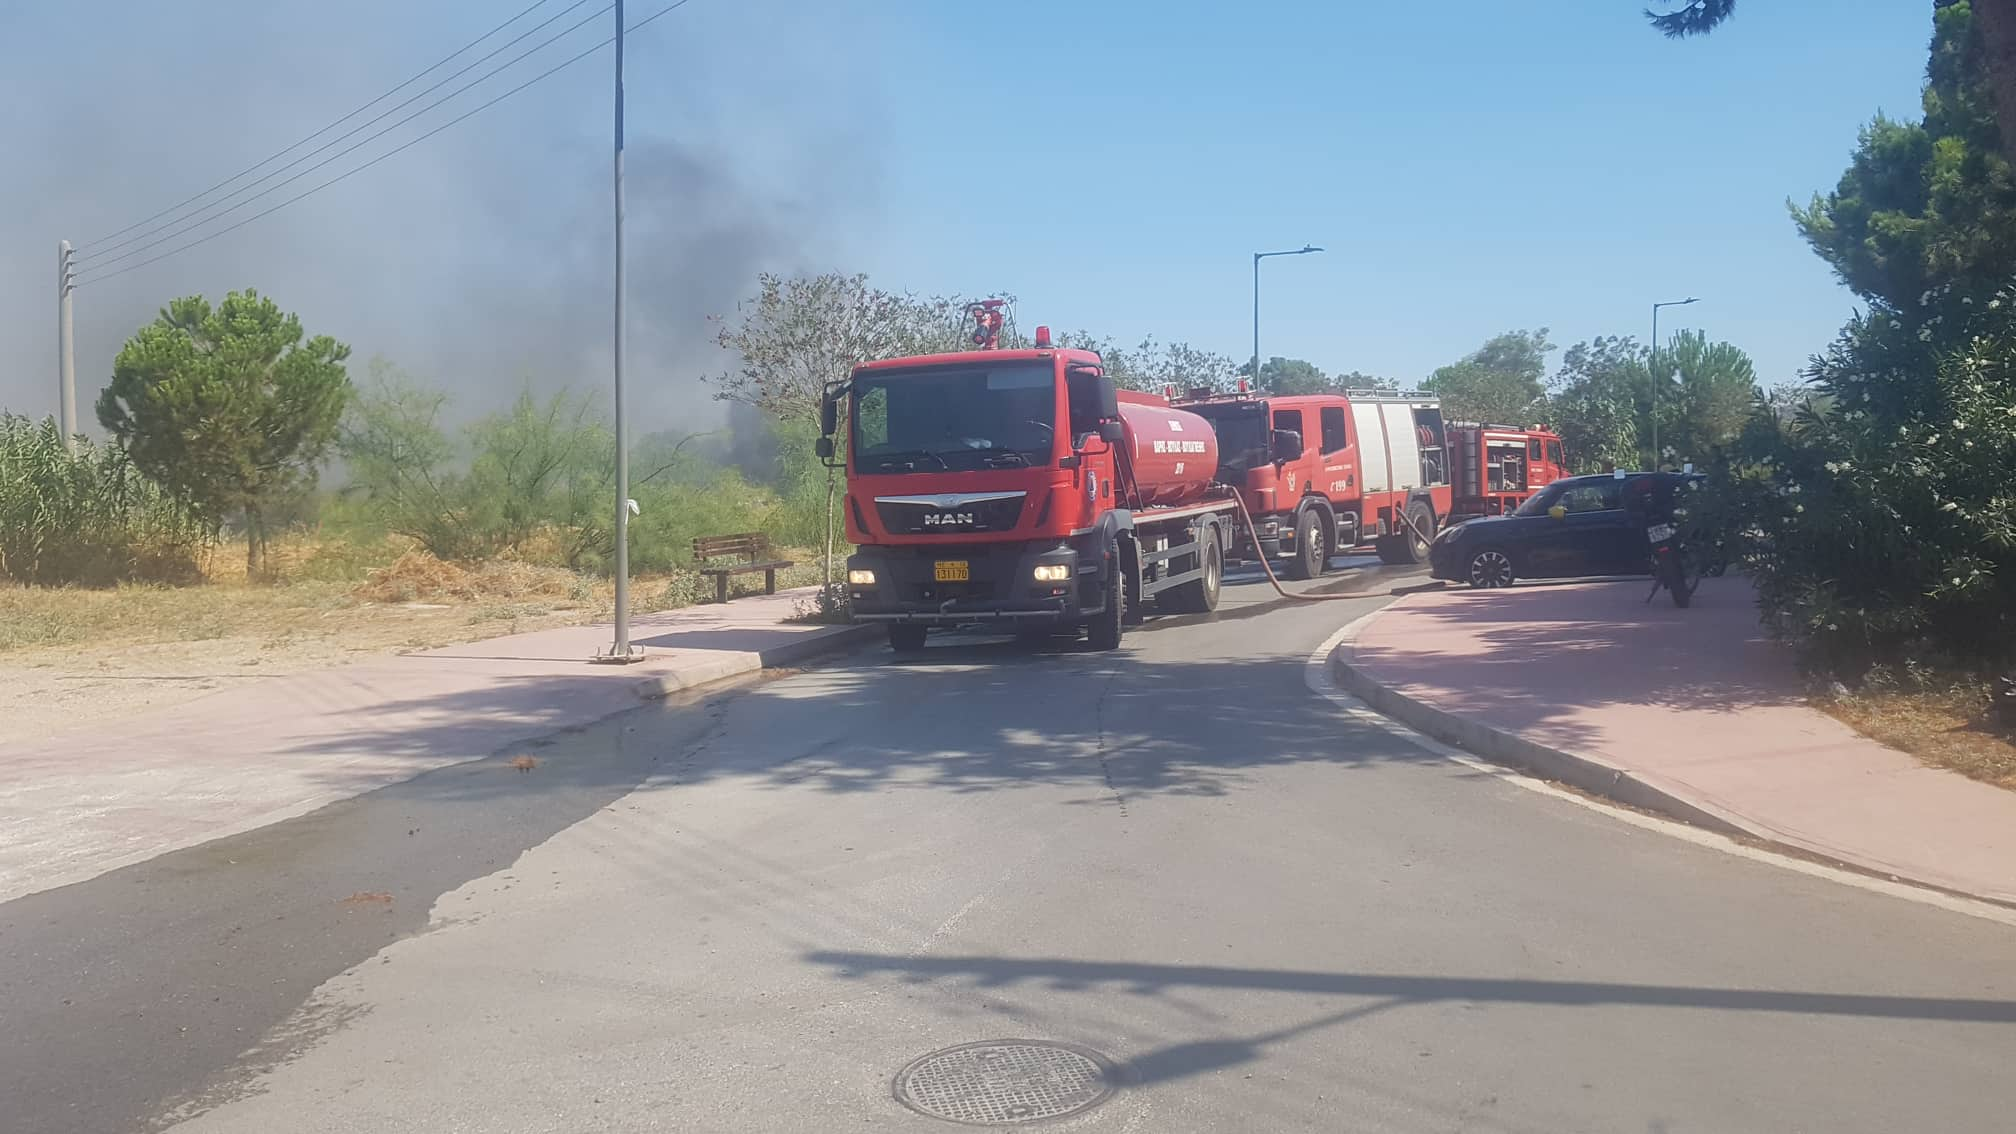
[1253,245,1323,390]
[1649,296,1699,469]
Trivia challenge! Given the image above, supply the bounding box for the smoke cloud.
[0,0,883,435]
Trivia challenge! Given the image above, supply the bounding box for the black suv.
[1428,472,1698,588]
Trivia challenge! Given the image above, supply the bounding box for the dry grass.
[0,535,833,657]
[1820,686,2016,791]
[0,534,835,746]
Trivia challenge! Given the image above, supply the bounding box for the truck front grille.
[875,492,1027,535]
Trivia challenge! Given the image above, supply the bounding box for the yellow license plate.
[934,560,970,582]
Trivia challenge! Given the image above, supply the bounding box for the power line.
[75,0,699,288]
[78,0,567,251]
[76,0,606,266]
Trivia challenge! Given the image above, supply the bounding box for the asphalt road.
[5,562,2014,1133]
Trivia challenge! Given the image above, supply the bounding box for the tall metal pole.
[1648,297,1699,471]
[1251,253,1261,388]
[1649,302,1658,469]
[602,0,639,662]
[58,241,77,452]
[1249,246,1322,391]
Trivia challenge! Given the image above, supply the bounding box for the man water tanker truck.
[817,304,1460,652]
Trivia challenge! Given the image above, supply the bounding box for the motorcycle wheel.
[1667,549,1701,609]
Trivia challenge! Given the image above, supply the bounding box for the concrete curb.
[1328,641,1752,838]
[630,622,880,701]
[1327,603,2016,907]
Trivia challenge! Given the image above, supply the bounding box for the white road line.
[1303,614,2016,929]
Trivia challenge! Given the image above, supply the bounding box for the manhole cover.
[893,1039,1117,1125]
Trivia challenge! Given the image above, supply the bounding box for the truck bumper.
[846,542,1098,626]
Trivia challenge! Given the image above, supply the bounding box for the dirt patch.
[1820,688,2016,791]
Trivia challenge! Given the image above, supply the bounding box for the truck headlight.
[847,569,876,585]
[1031,564,1071,583]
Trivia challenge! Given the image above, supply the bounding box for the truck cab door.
[1272,408,1309,494]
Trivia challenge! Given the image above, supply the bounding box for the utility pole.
[598,0,641,664]
[58,241,77,452]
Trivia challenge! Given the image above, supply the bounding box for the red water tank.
[1117,400,1219,507]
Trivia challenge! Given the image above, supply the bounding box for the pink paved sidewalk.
[1347,576,2016,905]
[0,589,870,903]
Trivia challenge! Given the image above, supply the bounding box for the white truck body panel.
[1351,403,1390,493]
[1382,403,1424,490]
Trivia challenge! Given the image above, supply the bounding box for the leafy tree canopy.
[1427,329,1553,424]
[97,290,350,576]
[705,273,985,424]
[1548,336,1647,472]
[1792,4,2016,313]
[1644,0,1736,38]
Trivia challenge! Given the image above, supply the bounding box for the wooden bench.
[692,532,794,603]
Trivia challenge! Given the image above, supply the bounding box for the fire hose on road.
[1215,488,1440,603]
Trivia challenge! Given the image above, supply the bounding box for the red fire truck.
[1173,387,1455,577]
[1443,423,1569,523]
[821,312,1240,652]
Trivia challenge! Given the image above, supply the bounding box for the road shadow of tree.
[793,949,2016,1130]
[801,950,2016,1024]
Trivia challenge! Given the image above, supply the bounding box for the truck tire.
[1086,553,1126,651]
[888,623,927,652]
[1161,533,1223,614]
[1284,509,1328,580]
[1377,501,1436,565]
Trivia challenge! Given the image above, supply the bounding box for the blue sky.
[0,0,1932,428]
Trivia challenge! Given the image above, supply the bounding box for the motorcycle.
[1644,516,1700,608]
[1628,472,1703,609]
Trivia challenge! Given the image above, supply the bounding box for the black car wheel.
[888,623,927,652]
[1467,548,1516,589]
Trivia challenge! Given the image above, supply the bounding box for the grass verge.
[0,541,837,659]
[1819,685,2016,791]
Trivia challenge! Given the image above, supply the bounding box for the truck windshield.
[1183,401,1269,473]
[851,363,1058,473]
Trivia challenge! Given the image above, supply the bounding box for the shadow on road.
[801,950,2016,1024]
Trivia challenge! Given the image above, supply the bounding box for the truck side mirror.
[819,396,839,438]
[1096,377,1120,420]
[1097,420,1124,444]
[1270,429,1302,464]
[814,436,835,460]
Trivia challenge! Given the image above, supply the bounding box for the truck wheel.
[1466,548,1515,588]
[1161,534,1223,614]
[1283,509,1328,580]
[1086,554,1126,651]
[888,624,927,652]
[1377,502,1435,565]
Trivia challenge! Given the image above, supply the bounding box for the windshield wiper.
[869,448,950,470]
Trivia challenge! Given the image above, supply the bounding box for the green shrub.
[1701,289,2016,679]
[340,372,846,576]
[0,414,210,585]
